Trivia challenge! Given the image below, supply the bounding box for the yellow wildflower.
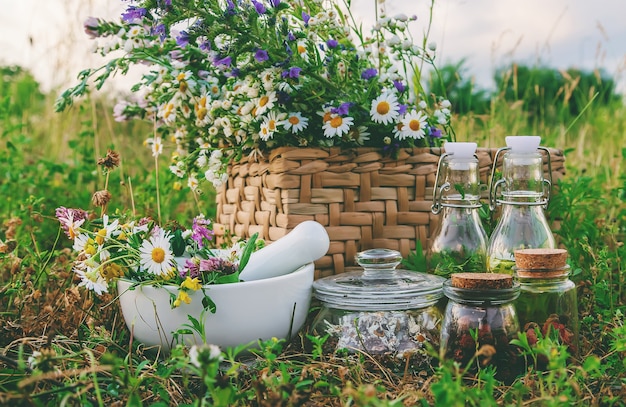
[181,276,202,291]
[177,290,192,305]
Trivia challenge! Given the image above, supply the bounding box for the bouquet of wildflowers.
[57,0,453,190]
[56,206,261,309]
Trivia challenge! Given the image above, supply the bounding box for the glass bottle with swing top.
[487,136,556,274]
[429,142,488,278]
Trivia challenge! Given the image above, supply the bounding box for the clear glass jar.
[513,248,579,358]
[430,142,488,277]
[441,273,522,383]
[487,136,556,273]
[312,249,445,364]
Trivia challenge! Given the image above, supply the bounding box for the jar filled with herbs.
[514,248,579,358]
[441,273,522,383]
[312,249,445,367]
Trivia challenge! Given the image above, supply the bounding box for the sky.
[1,0,625,94]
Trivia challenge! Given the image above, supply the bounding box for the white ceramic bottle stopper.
[444,141,477,158]
[505,135,541,153]
[443,142,477,171]
[238,221,330,282]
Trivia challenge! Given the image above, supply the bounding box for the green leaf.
[202,293,217,314]
[238,232,258,272]
[170,229,186,257]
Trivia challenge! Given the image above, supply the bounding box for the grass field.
[0,64,625,406]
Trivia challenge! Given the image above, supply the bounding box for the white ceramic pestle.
[238,221,330,282]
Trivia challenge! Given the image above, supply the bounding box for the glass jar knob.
[356,248,402,280]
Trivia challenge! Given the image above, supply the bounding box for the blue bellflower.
[254,49,269,62]
[252,0,267,14]
[121,6,147,23]
[282,66,301,79]
[361,68,378,80]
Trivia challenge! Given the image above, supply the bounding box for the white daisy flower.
[296,40,310,62]
[254,91,277,117]
[348,125,370,145]
[139,230,174,276]
[145,136,163,157]
[264,111,286,133]
[74,267,108,295]
[73,233,90,253]
[188,173,199,191]
[283,112,309,134]
[170,162,186,178]
[322,114,354,138]
[370,92,400,125]
[259,121,273,141]
[400,110,428,140]
[157,101,177,124]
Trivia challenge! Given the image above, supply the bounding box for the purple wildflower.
[282,66,302,79]
[254,49,269,62]
[361,68,378,80]
[326,39,339,49]
[199,40,211,52]
[121,6,147,23]
[398,104,408,116]
[251,0,267,14]
[191,216,214,248]
[331,102,352,116]
[302,11,310,26]
[393,80,406,93]
[269,0,281,6]
[83,17,100,39]
[181,258,201,279]
[213,55,232,67]
[55,207,88,239]
[200,257,238,275]
[169,50,184,61]
[287,31,296,41]
[429,126,443,139]
[225,0,237,15]
[176,30,190,47]
[152,23,167,42]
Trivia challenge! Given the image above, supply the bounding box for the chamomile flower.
[157,101,177,124]
[145,136,164,157]
[254,91,277,116]
[74,267,108,295]
[283,112,309,133]
[296,40,309,62]
[348,125,370,145]
[259,121,273,141]
[400,110,428,140]
[139,230,174,276]
[94,214,120,246]
[264,111,285,133]
[370,92,400,125]
[322,114,354,138]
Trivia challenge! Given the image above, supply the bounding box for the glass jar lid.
[312,248,445,311]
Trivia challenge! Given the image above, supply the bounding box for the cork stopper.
[514,248,568,270]
[450,273,513,290]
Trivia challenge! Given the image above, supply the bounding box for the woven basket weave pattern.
[215,147,565,279]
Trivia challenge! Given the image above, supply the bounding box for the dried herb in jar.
[441,273,523,383]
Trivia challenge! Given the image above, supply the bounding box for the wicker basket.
[214,147,565,279]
